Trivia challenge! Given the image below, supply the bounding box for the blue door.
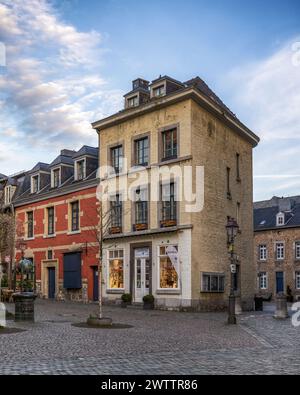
[276,272,284,294]
[93,267,99,302]
[48,267,56,299]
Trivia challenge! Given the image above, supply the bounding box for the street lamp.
[226,217,239,325]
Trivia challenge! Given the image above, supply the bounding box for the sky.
[0,0,299,201]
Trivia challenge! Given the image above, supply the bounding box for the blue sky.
[0,0,300,201]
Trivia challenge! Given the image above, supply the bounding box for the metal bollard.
[274,293,289,319]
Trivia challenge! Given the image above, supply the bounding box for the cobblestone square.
[0,300,299,375]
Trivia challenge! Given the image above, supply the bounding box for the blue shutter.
[63,253,82,289]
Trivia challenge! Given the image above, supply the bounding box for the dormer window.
[153,85,165,97]
[75,159,86,181]
[52,168,61,188]
[276,213,285,227]
[31,175,40,193]
[4,185,14,205]
[127,95,138,108]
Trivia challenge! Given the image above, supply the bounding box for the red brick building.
[13,146,100,302]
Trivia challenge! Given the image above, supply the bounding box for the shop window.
[108,250,124,289]
[159,245,179,289]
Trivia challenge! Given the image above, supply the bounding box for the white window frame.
[31,174,40,193]
[157,245,180,291]
[276,242,285,260]
[259,245,267,261]
[152,85,165,97]
[127,95,138,108]
[74,158,86,181]
[259,272,268,290]
[107,249,125,291]
[51,167,61,188]
[276,213,285,227]
[296,272,300,290]
[4,185,13,205]
[295,242,300,260]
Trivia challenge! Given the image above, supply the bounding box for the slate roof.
[13,146,98,206]
[29,162,50,174]
[0,173,6,180]
[73,146,98,159]
[254,196,300,231]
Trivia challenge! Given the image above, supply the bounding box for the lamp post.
[226,217,239,325]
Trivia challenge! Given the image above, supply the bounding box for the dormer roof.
[29,162,50,174]
[73,146,98,159]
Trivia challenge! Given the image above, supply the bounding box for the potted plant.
[143,294,155,310]
[121,293,132,308]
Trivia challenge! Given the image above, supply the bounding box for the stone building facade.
[92,75,259,311]
[254,196,300,301]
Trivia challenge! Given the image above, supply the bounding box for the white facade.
[102,229,192,309]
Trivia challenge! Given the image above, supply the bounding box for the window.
[108,250,124,289]
[276,213,285,226]
[71,201,79,232]
[259,272,268,290]
[111,145,123,174]
[153,85,165,97]
[159,245,179,289]
[202,273,225,293]
[135,137,149,166]
[162,129,177,160]
[236,153,240,181]
[276,242,285,260]
[127,96,138,108]
[27,211,34,239]
[135,201,148,226]
[31,175,39,193]
[47,207,55,236]
[296,242,300,260]
[259,245,267,261]
[4,185,14,205]
[161,182,177,226]
[110,195,122,230]
[76,160,85,180]
[226,167,231,198]
[52,168,60,188]
[47,250,53,260]
[296,272,300,290]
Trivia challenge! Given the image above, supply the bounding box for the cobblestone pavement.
[0,300,299,375]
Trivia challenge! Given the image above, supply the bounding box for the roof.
[29,162,50,174]
[254,196,300,231]
[184,77,236,119]
[92,75,260,147]
[50,154,74,168]
[72,146,98,159]
[0,173,6,180]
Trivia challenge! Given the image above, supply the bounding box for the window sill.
[106,289,125,294]
[67,230,81,235]
[43,234,56,239]
[200,291,225,294]
[24,237,35,241]
[156,289,181,295]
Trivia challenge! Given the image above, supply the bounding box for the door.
[92,266,99,302]
[48,267,56,299]
[276,272,284,294]
[134,248,150,303]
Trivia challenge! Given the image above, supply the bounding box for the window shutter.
[63,252,82,289]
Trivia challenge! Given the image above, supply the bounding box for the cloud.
[224,38,300,201]
[0,0,123,174]
[227,39,300,142]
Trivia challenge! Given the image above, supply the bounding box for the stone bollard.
[274,293,289,319]
[0,303,6,327]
